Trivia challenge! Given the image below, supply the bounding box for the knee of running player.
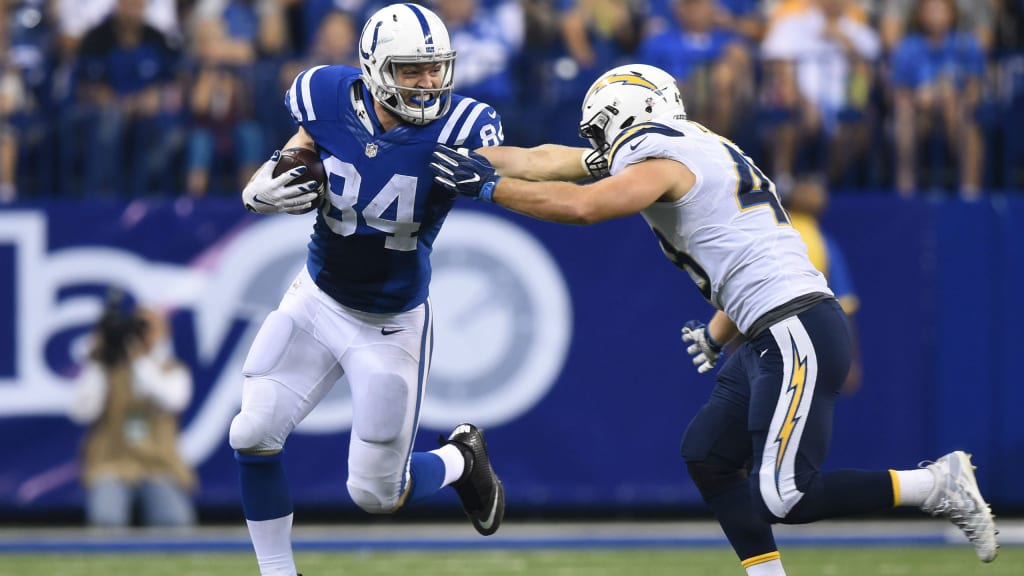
[345,440,408,514]
[680,414,750,501]
[685,459,750,501]
[229,377,291,454]
[230,311,299,454]
[346,372,412,514]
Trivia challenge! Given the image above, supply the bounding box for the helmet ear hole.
[619,117,635,131]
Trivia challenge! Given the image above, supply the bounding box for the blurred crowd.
[1,0,1022,202]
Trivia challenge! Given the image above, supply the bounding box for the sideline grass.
[0,547,1019,576]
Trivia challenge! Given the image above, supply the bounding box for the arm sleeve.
[68,363,107,424]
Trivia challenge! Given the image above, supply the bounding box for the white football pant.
[229,267,432,513]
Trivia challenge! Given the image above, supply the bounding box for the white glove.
[242,150,322,215]
[681,320,723,374]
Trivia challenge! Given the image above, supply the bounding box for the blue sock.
[405,452,447,504]
[235,451,293,521]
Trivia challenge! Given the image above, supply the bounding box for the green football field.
[1,547,1020,576]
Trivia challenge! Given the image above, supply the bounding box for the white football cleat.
[921,451,999,562]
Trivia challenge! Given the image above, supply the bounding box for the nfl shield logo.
[365,142,379,158]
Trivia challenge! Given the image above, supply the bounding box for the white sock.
[746,557,786,575]
[432,443,466,487]
[246,514,297,575]
[892,469,935,507]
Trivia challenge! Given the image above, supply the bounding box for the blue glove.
[681,320,722,374]
[430,145,501,201]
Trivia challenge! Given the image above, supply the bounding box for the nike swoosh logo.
[460,173,481,184]
[487,110,497,118]
[381,327,403,335]
[629,136,648,151]
[477,485,501,531]
[252,195,274,206]
[760,349,768,358]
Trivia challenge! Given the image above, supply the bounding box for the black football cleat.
[442,423,505,536]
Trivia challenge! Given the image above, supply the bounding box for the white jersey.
[607,117,831,335]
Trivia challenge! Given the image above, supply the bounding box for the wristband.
[706,329,722,352]
[479,177,500,202]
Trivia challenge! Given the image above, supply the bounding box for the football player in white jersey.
[429,64,999,574]
[234,5,505,575]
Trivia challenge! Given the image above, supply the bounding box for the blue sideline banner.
[0,196,1020,515]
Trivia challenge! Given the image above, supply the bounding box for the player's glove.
[430,144,501,201]
[681,320,722,374]
[242,150,322,215]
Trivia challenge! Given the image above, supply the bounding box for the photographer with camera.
[68,295,197,527]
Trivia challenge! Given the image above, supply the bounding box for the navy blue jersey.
[286,65,504,313]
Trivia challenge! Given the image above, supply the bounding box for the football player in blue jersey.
[234,4,505,575]
[429,64,999,575]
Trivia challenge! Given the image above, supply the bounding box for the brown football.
[273,147,327,214]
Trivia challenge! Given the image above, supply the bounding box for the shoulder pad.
[435,97,503,148]
[608,122,686,173]
[286,65,360,125]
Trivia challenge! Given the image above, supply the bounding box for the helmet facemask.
[371,54,456,125]
[359,4,456,126]
[578,107,613,157]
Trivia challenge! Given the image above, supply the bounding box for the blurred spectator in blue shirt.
[193,0,291,168]
[991,0,1024,188]
[891,0,986,198]
[300,0,387,55]
[2,0,60,200]
[881,0,993,54]
[69,0,181,197]
[185,14,264,197]
[646,0,763,41]
[639,0,750,136]
[56,0,180,57]
[1,7,25,202]
[435,0,523,112]
[192,0,289,56]
[543,0,643,144]
[281,8,357,72]
[559,0,643,74]
[760,0,880,192]
[713,0,764,42]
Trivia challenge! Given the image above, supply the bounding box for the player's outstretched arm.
[478,144,606,182]
[431,145,685,225]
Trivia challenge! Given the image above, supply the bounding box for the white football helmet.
[359,3,456,125]
[579,64,686,158]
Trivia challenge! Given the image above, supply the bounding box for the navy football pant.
[681,300,893,563]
